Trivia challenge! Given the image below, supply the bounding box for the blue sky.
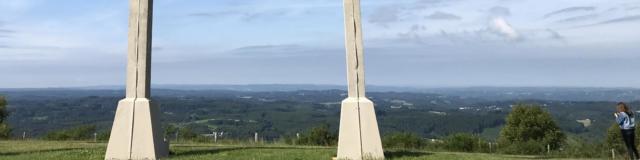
[1,0,639,88]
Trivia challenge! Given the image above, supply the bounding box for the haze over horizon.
[1,0,639,88]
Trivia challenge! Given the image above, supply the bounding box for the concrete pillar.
[337,0,385,159]
[105,0,169,159]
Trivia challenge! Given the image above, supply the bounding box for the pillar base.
[337,97,385,160]
[105,98,169,160]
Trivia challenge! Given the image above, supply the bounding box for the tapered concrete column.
[337,0,385,159]
[105,0,169,159]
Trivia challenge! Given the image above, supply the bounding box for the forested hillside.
[1,87,637,142]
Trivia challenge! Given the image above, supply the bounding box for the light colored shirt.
[617,112,636,130]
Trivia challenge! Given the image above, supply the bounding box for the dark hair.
[618,102,634,117]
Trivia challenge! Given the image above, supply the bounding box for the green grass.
[0,140,594,160]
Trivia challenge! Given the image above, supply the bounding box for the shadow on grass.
[384,150,432,158]
[0,148,84,156]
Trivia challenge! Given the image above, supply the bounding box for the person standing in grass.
[615,102,639,159]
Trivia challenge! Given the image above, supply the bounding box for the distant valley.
[1,85,639,142]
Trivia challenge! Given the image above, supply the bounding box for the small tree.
[297,124,337,146]
[0,96,10,139]
[498,104,566,154]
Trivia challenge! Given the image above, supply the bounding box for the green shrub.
[554,136,608,159]
[605,123,626,155]
[443,133,484,152]
[44,125,96,140]
[603,123,640,157]
[164,124,206,143]
[382,132,424,149]
[96,130,110,141]
[0,96,9,139]
[296,124,337,146]
[499,140,546,155]
[0,123,9,139]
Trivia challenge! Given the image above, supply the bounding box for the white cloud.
[490,17,520,40]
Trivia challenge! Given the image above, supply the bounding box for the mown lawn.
[0,141,592,160]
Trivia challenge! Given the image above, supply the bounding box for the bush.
[164,124,204,142]
[297,124,337,146]
[382,132,424,149]
[554,136,608,159]
[604,122,640,157]
[0,96,10,139]
[0,123,9,139]
[443,133,484,152]
[499,140,546,155]
[44,125,96,140]
[498,104,566,154]
[96,130,110,141]
[605,123,626,155]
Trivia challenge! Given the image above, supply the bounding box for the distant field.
[0,141,595,160]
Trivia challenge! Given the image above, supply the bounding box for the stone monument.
[105,0,169,159]
[337,0,385,159]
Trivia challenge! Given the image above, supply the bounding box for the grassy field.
[0,140,594,160]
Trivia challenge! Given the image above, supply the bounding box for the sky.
[0,0,639,88]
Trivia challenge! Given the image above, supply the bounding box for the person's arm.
[616,113,626,125]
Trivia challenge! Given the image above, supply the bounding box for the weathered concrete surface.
[337,0,385,159]
[105,0,168,159]
[106,99,168,160]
